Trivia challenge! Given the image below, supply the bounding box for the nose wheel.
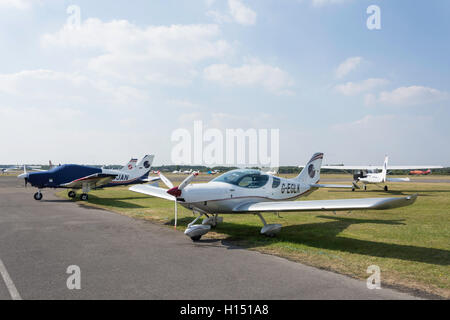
[384,185,389,191]
[190,235,202,242]
[33,191,43,201]
[184,212,211,241]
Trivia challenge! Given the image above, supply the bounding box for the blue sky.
[0,0,448,166]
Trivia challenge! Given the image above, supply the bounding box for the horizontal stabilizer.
[140,176,161,183]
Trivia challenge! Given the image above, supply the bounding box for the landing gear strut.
[184,211,211,241]
[80,183,90,201]
[202,214,223,228]
[256,213,281,237]
[34,191,43,201]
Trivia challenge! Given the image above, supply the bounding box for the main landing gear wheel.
[80,194,89,201]
[68,191,76,198]
[34,192,43,201]
[364,185,367,191]
[190,235,202,242]
[384,186,389,191]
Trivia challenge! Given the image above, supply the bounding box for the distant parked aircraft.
[1,165,42,173]
[409,169,432,175]
[320,156,443,191]
[18,155,159,201]
[263,167,279,175]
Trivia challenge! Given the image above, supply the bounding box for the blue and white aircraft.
[18,155,158,201]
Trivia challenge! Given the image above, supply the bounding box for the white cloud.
[228,0,257,26]
[41,19,230,86]
[334,78,388,96]
[206,10,232,24]
[311,0,352,7]
[377,86,448,107]
[0,0,36,9]
[203,61,293,94]
[335,56,362,79]
[207,0,256,26]
[0,69,150,107]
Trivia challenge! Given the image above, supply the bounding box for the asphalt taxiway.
[0,176,418,300]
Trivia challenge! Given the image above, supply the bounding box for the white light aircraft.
[130,153,417,241]
[321,156,443,191]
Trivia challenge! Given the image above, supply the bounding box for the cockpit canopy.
[212,169,269,188]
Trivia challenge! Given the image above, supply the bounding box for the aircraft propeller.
[18,165,29,188]
[158,171,198,229]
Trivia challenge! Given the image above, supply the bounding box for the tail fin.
[122,158,138,171]
[381,155,388,182]
[136,155,154,172]
[296,152,323,184]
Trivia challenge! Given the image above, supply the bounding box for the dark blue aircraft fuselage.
[27,164,101,189]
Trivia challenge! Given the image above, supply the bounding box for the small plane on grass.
[321,156,443,191]
[409,169,432,176]
[1,165,43,173]
[18,155,159,201]
[130,153,417,241]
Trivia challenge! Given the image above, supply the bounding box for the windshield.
[212,169,269,188]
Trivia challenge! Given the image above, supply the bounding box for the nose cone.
[167,187,182,197]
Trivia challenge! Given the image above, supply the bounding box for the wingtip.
[406,193,418,201]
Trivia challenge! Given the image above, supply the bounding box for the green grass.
[58,176,450,298]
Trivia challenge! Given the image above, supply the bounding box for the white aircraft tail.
[119,155,154,179]
[296,152,323,184]
[131,155,154,177]
[122,158,138,171]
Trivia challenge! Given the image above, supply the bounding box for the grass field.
[58,174,450,298]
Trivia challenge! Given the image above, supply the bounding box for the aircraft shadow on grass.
[75,195,148,209]
[171,215,449,266]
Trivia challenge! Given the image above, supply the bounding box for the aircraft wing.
[320,165,443,170]
[129,184,176,201]
[61,173,118,189]
[386,165,443,170]
[310,183,354,189]
[320,165,381,170]
[233,194,417,213]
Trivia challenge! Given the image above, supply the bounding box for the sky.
[0,0,449,166]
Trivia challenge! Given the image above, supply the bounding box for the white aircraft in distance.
[263,167,279,175]
[130,153,417,242]
[321,156,444,191]
[1,165,43,173]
